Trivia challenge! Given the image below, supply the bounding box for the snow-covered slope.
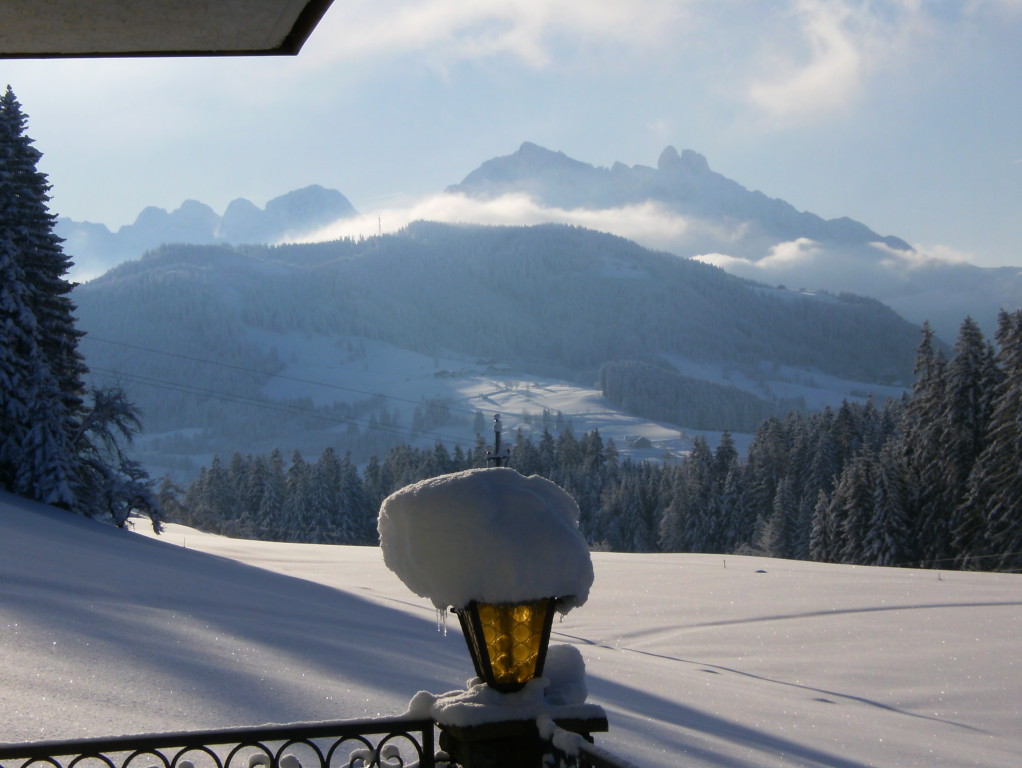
[3,491,1020,767]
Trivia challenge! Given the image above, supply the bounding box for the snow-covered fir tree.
[0,86,159,527]
[963,310,1022,571]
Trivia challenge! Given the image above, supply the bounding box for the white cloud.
[294,192,702,247]
[691,252,753,270]
[305,0,691,68]
[694,238,821,272]
[872,240,974,271]
[745,0,931,124]
[747,0,868,121]
[761,237,823,267]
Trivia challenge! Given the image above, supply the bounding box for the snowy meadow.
[1,490,1020,767]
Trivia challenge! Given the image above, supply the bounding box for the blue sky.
[6,0,1022,267]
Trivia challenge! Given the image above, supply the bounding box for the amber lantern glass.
[455,597,557,693]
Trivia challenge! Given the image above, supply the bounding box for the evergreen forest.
[178,313,1022,573]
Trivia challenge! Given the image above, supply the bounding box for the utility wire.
[89,366,482,454]
[81,334,493,419]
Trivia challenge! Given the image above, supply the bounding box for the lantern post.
[378,461,607,767]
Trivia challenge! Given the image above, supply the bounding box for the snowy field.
[219,329,904,468]
[2,489,1021,767]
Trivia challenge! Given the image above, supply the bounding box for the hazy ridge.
[73,222,919,480]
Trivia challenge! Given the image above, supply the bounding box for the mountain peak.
[658,146,710,174]
[447,141,601,201]
[658,146,681,170]
[518,140,555,157]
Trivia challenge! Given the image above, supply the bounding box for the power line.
[88,366,482,454]
[81,334,490,419]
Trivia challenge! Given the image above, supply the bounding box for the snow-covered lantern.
[378,466,594,693]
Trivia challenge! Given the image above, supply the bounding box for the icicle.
[436,607,448,636]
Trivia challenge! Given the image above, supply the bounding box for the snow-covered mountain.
[57,142,1020,339]
[449,142,911,252]
[3,490,1020,767]
[448,143,1022,341]
[57,185,356,279]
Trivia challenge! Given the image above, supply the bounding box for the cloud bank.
[295,192,726,253]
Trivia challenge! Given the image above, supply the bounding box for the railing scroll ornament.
[0,718,436,768]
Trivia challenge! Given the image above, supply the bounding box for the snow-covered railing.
[536,716,637,768]
[0,718,435,768]
[540,737,639,768]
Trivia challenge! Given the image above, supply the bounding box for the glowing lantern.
[455,597,557,693]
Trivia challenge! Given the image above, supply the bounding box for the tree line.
[598,358,805,432]
[177,310,1022,572]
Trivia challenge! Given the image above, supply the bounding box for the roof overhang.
[0,0,335,58]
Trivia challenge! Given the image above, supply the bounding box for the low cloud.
[872,241,974,271]
[694,238,821,273]
[294,192,718,251]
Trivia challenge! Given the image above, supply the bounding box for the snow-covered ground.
[227,329,905,468]
[252,329,725,461]
[2,489,1020,767]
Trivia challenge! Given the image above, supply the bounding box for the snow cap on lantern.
[378,467,593,613]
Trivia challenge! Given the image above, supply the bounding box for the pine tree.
[282,450,312,541]
[339,451,374,544]
[71,386,160,528]
[943,318,999,564]
[0,86,80,509]
[0,239,38,488]
[741,416,789,525]
[256,448,287,538]
[864,442,911,567]
[657,465,687,552]
[759,476,796,558]
[240,454,269,537]
[717,457,746,552]
[809,490,836,562]
[966,311,1022,571]
[311,447,343,543]
[824,453,875,564]
[714,430,738,482]
[900,323,948,567]
[0,86,158,526]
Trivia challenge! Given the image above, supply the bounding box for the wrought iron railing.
[0,718,435,768]
[0,714,640,768]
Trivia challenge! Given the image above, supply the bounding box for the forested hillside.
[73,221,922,474]
[178,312,1022,572]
